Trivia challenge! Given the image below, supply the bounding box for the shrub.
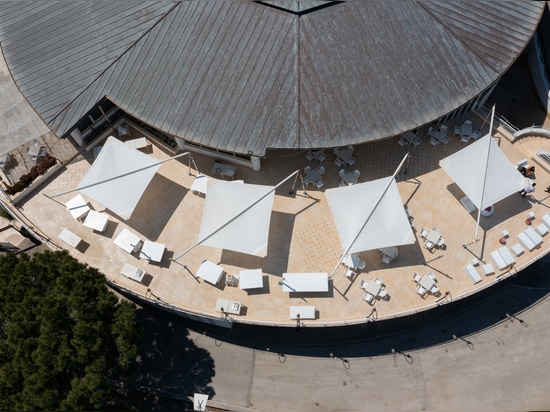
[5,155,57,196]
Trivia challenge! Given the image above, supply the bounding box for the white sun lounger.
[518,227,543,251]
[490,247,516,271]
[464,264,482,284]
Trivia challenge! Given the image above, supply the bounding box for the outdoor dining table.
[239,268,263,290]
[335,147,353,162]
[281,272,329,292]
[28,144,41,158]
[402,130,418,143]
[304,167,323,185]
[342,253,361,269]
[190,174,209,195]
[340,170,358,185]
[65,194,90,220]
[460,122,473,137]
[83,210,109,232]
[431,128,447,142]
[139,241,165,262]
[114,228,142,254]
[379,246,398,259]
[425,228,441,244]
[197,260,224,285]
[362,280,382,296]
[419,273,436,290]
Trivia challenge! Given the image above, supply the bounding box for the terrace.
[8,113,550,327]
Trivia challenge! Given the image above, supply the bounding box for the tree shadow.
[109,308,216,411]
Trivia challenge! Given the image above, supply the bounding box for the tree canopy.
[0,250,141,411]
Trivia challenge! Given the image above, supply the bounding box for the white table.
[304,167,323,185]
[140,241,165,262]
[290,306,315,320]
[65,194,90,220]
[124,137,148,150]
[239,269,263,290]
[190,174,209,195]
[281,272,329,292]
[335,147,353,162]
[120,262,146,282]
[426,229,441,244]
[58,228,81,248]
[197,260,224,285]
[28,144,41,158]
[460,122,473,137]
[215,298,241,315]
[379,246,398,259]
[83,210,109,232]
[362,280,382,296]
[342,253,361,269]
[340,170,358,185]
[419,274,436,290]
[402,130,418,143]
[114,228,142,254]
[212,162,236,179]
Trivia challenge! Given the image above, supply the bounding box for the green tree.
[0,250,141,411]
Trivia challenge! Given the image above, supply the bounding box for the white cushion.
[535,223,548,236]
[464,265,482,284]
[482,264,495,275]
[511,243,524,257]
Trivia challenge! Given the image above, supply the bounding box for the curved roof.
[0,1,544,155]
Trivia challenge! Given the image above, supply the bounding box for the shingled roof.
[0,1,544,156]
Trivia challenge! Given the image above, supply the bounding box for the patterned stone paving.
[8,112,550,326]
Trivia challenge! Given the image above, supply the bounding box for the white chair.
[357,259,366,270]
[425,240,434,250]
[398,136,408,148]
[427,272,436,280]
[439,135,450,145]
[382,254,392,264]
[420,228,428,238]
[437,237,445,248]
[304,165,311,173]
[416,285,427,297]
[374,277,383,285]
[315,178,324,189]
[362,292,374,303]
[352,169,360,178]
[471,130,481,140]
[411,136,421,148]
[306,151,315,162]
[378,288,388,299]
[413,272,422,282]
[346,156,356,167]
[360,279,366,288]
[428,127,436,136]
[339,169,346,179]
[440,125,448,133]
[317,166,325,174]
[429,136,439,146]
[344,267,354,278]
[464,120,472,126]
[315,152,326,163]
[346,145,354,153]
[454,125,462,136]
[117,124,129,137]
[460,134,470,143]
[430,285,439,294]
[335,157,344,168]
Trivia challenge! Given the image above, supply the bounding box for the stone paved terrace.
[7,115,550,327]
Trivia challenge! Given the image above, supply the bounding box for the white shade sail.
[439,133,525,210]
[198,179,276,257]
[77,136,160,219]
[325,176,415,255]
